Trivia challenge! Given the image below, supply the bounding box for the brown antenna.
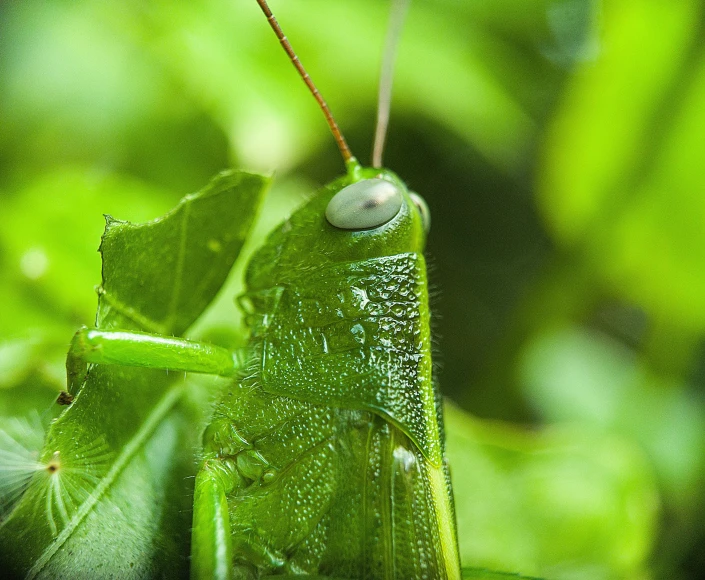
[255,0,355,165]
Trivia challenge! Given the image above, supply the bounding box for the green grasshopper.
[2,1,461,577]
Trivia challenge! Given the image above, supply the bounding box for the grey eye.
[326,179,403,230]
[409,192,431,233]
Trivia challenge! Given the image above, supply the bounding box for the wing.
[207,377,459,579]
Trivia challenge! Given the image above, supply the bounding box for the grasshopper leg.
[192,462,235,580]
[65,327,248,393]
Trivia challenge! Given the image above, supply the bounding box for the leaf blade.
[97,170,270,334]
[0,170,269,576]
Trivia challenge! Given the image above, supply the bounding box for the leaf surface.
[446,403,658,580]
[538,0,705,329]
[0,170,269,577]
[461,569,542,579]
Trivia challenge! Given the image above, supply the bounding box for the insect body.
[54,164,460,579]
[192,165,460,578]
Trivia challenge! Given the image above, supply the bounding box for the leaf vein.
[98,287,167,334]
[26,383,185,579]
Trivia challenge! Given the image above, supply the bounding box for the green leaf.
[446,403,658,580]
[107,0,539,173]
[519,326,705,516]
[0,169,177,335]
[0,170,269,577]
[0,335,66,419]
[96,171,269,334]
[538,0,705,329]
[462,569,542,580]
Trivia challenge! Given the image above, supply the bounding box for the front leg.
[192,462,236,580]
[191,453,303,580]
[65,327,248,394]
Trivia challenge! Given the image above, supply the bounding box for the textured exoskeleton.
[191,164,460,579]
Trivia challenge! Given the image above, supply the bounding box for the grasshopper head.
[246,165,430,290]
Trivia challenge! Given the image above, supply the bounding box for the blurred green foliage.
[1,0,704,578]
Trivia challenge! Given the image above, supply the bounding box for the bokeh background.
[1,0,704,578]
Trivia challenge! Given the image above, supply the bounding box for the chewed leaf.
[0,171,270,577]
[97,170,270,334]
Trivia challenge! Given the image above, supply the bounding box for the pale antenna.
[255,0,355,165]
[372,0,411,169]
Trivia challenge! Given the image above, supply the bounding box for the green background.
[1,0,704,578]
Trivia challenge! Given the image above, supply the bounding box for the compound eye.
[409,192,431,233]
[326,179,403,230]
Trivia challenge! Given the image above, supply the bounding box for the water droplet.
[350,323,366,345]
